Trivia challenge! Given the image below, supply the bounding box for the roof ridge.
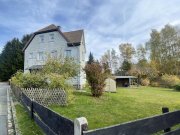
[63,29,83,33]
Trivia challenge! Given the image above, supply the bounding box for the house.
[115,76,138,87]
[22,24,86,89]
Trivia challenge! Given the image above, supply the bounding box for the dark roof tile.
[63,30,83,43]
[22,24,84,51]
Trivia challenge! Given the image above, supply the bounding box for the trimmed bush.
[140,78,150,86]
[161,74,180,88]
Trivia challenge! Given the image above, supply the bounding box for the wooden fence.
[79,108,180,135]
[10,83,67,106]
[21,92,74,135]
[10,83,180,135]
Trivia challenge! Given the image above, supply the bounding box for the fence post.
[74,117,88,135]
[31,99,34,119]
[162,107,171,133]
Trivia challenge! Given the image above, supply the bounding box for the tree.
[84,62,107,97]
[87,52,94,64]
[121,60,132,72]
[0,38,23,81]
[0,34,31,81]
[119,43,135,62]
[146,24,180,75]
[136,44,147,61]
[100,49,119,74]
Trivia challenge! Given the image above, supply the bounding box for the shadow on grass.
[73,91,92,97]
[157,89,180,93]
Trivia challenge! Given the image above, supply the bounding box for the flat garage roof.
[114,76,137,79]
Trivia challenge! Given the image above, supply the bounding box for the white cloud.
[1,0,180,59]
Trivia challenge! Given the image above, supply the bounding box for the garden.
[10,53,180,134]
[50,86,180,129]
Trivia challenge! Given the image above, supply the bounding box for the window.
[29,53,33,59]
[51,50,57,58]
[65,50,71,57]
[49,33,54,41]
[37,52,44,60]
[39,35,44,42]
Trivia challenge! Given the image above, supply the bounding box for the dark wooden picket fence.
[21,92,74,135]
[82,109,180,135]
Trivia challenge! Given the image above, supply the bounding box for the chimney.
[57,25,61,30]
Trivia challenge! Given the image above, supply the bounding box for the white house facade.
[23,24,86,89]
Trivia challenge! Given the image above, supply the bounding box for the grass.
[50,86,180,130]
[15,104,43,135]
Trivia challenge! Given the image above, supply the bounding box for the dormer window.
[39,35,44,42]
[49,33,54,42]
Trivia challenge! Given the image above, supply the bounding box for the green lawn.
[15,104,43,135]
[50,87,180,130]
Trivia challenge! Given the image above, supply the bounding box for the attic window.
[39,35,44,42]
[49,33,54,41]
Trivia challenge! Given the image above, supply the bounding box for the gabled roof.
[35,24,58,33]
[63,30,83,44]
[22,24,84,52]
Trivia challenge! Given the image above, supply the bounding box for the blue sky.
[1,0,180,59]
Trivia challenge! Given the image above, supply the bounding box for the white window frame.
[39,35,44,43]
[37,52,44,60]
[51,50,57,58]
[65,50,71,57]
[49,33,54,42]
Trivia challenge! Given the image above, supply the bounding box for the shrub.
[46,73,74,103]
[11,71,47,88]
[21,73,48,88]
[84,62,107,97]
[161,74,180,88]
[140,78,150,86]
[42,57,79,79]
[11,57,79,104]
[174,84,180,91]
[11,71,24,87]
[150,81,160,87]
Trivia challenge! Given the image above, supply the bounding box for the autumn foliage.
[84,62,107,97]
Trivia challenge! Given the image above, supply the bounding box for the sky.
[1,0,180,59]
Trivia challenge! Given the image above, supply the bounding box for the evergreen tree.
[87,52,94,64]
[0,34,31,81]
[121,60,132,72]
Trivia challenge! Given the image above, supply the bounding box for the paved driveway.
[0,82,9,135]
